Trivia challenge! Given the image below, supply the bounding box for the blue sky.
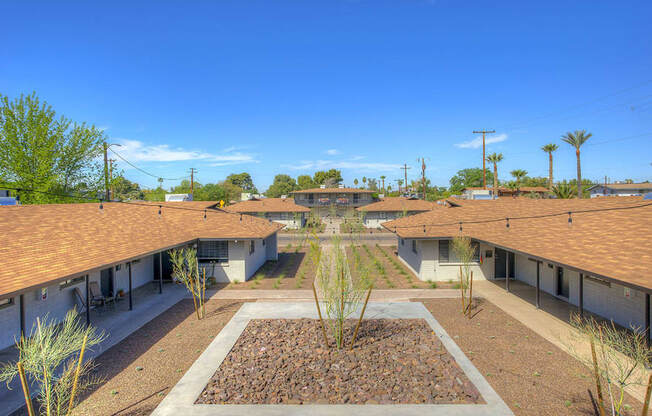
[2,0,651,190]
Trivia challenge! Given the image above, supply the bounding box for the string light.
[459,222,463,233]
[505,217,510,229]
[203,210,207,221]
[568,211,573,226]
[423,225,426,234]
[99,199,104,212]
[240,213,243,222]
[158,205,162,217]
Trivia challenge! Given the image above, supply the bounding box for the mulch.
[196,318,482,405]
[420,298,643,415]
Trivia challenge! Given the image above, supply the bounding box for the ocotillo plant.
[315,236,369,349]
[451,236,475,317]
[169,247,207,319]
[0,309,105,416]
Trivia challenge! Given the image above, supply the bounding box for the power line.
[108,148,189,181]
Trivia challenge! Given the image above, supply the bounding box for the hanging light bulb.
[568,211,572,226]
[99,199,104,212]
[459,222,463,233]
[203,210,207,221]
[158,205,162,217]
[423,225,426,234]
[505,217,510,229]
[240,213,243,222]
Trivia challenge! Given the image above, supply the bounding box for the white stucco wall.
[0,254,156,350]
[199,236,278,283]
[265,233,278,261]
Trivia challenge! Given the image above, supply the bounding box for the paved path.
[473,280,650,403]
[278,232,396,244]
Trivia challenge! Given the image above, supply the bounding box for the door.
[100,268,114,296]
[557,267,569,298]
[494,248,515,279]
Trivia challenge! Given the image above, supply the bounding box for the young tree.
[449,168,494,193]
[451,236,476,317]
[379,175,386,192]
[510,169,528,187]
[0,310,106,416]
[561,130,592,198]
[0,93,105,204]
[313,169,342,186]
[169,247,207,319]
[485,154,503,199]
[353,178,359,186]
[541,143,559,190]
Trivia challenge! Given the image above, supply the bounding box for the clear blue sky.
[2,0,651,190]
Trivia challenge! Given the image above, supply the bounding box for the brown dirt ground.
[224,247,318,290]
[420,298,643,416]
[69,299,245,416]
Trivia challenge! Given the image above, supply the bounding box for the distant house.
[588,182,652,198]
[165,193,193,202]
[356,197,440,228]
[383,196,651,342]
[462,186,550,199]
[224,197,310,229]
[291,185,376,216]
[0,202,281,350]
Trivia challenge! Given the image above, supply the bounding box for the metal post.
[128,262,133,311]
[505,251,510,292]
[579,273,584,318]
[19,294,25,337]
[159,252,163,294]
[646,293,650,349]
[535,261,540,309]
[85,275,90,327]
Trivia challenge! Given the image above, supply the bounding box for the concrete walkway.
[473,279,650,403]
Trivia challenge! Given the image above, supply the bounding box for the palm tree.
[486,153,503,199]
[510,169,528,187]
[561,130,592,198]
[380,175,386,192]
[541,143,558,190]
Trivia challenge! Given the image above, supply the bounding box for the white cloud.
[111,139,258,166]
[325,149,339,155]
[455,133,508,149]
[282,159,401,172]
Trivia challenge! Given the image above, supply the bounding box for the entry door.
[557,267,569,298]
[494,248,515,279]
[100,268,114,296]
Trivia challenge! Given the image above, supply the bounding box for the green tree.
[297,174,315,190]
[226,172,257,193]
[379,175,386,191]
[510,169,528,187]
[170,179,195,194]
[0,92,105,204]
[485,154,503,199]
[265,174,298,197]
[143,186,167,201]
[367,178,378,191]
[111,175,145,200]
[313,169,342,186]
[561,129,592,198]
[449,168,494,193]
[353,178,359,186]
[541,143,559,190]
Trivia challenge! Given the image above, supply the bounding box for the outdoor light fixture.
[99,200,104,212]
[423,225,426,233]
[459,222,463,232]
[240,213,243,222]
[158,205,162,217]
[203,210,207,220]
[568,211,573,226]
[505,217,510,229]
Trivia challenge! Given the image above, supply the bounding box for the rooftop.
[224,198,310,213]
[588,183,652,190]
[383,197,652,292]
[291,187,375,194]
[0,202,282,298]
[356,197,441,212]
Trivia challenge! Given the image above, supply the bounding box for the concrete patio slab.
[152,302,513,416]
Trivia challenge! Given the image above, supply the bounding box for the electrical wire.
[108,148,189,181]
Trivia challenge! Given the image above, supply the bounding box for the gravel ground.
[69,299,245,416]
[420,298,643,415]
[196,318,482,404]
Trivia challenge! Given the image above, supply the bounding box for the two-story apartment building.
[356,197,442,228]
[291,185,376,216]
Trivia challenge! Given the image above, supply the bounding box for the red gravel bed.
[196,318,483,405]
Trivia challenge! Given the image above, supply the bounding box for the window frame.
[0,297,14,310]
[198,240,229,264]
[59,276,85,290]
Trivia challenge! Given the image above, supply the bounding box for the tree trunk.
[576,149,582,198]
[548,152,553,190]
[493,163,498,199]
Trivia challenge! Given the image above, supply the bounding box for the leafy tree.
[313,169,342,186]
[561,130,592,198]
[226,172,257,193]
[541,143,559,190]
[510,169,528,186]
[143,187,167,201]
[0,92,105,204]
[297,174,315,190]
[265,174,298,198]
[353,178,359,186]
[367,178,378,191]
[170,179,195,194]
[449,168,494,193]
[485,154,503,199]
[111,175,145,200]
[521,176,549,188]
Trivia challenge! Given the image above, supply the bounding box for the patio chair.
[73,287,87,311]
[89,281,108,309]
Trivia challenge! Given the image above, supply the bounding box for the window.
[353,194,359,203]
[471,242,480,262]
[0,298,14,309]
[249,240,255,255]
[198,241,228,263]
[412,240,417,254]
[439,240,449,262]
[262,239,266,246]
[59,276,85,290]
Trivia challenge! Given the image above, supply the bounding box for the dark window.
[262,239,266,246]
[198,241,229,263]
[439,240,449,263]
[557,267,569,297]
[59,276,85,290]
[401,239,404,246]
[471,242,480,262]
[0,297,14,309]
[353,194,359,203]
[249,240,255,255]
[412,240,417,253]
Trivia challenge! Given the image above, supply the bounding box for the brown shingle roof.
[0,202,282,298]
[291,187,375,194]
[224,198,310,213]
[589,183,652,191]
[356,197,441,212]
[383,197,652,291]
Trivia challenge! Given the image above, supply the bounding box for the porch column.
[535,261,540,309]
[646,293,650,349]
[19,294,25,337]
[505,251,510,292]
[128,262,133,311]
[85,274,90,327]
[159,252,163,294]
[579,273,584,318]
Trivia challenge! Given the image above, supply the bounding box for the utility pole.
[189,168,197,197]
[103,142,110,201]
[401,164,411,195]
[108,159,116,200]
[472,129,495,189]
[417,157,427,199]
